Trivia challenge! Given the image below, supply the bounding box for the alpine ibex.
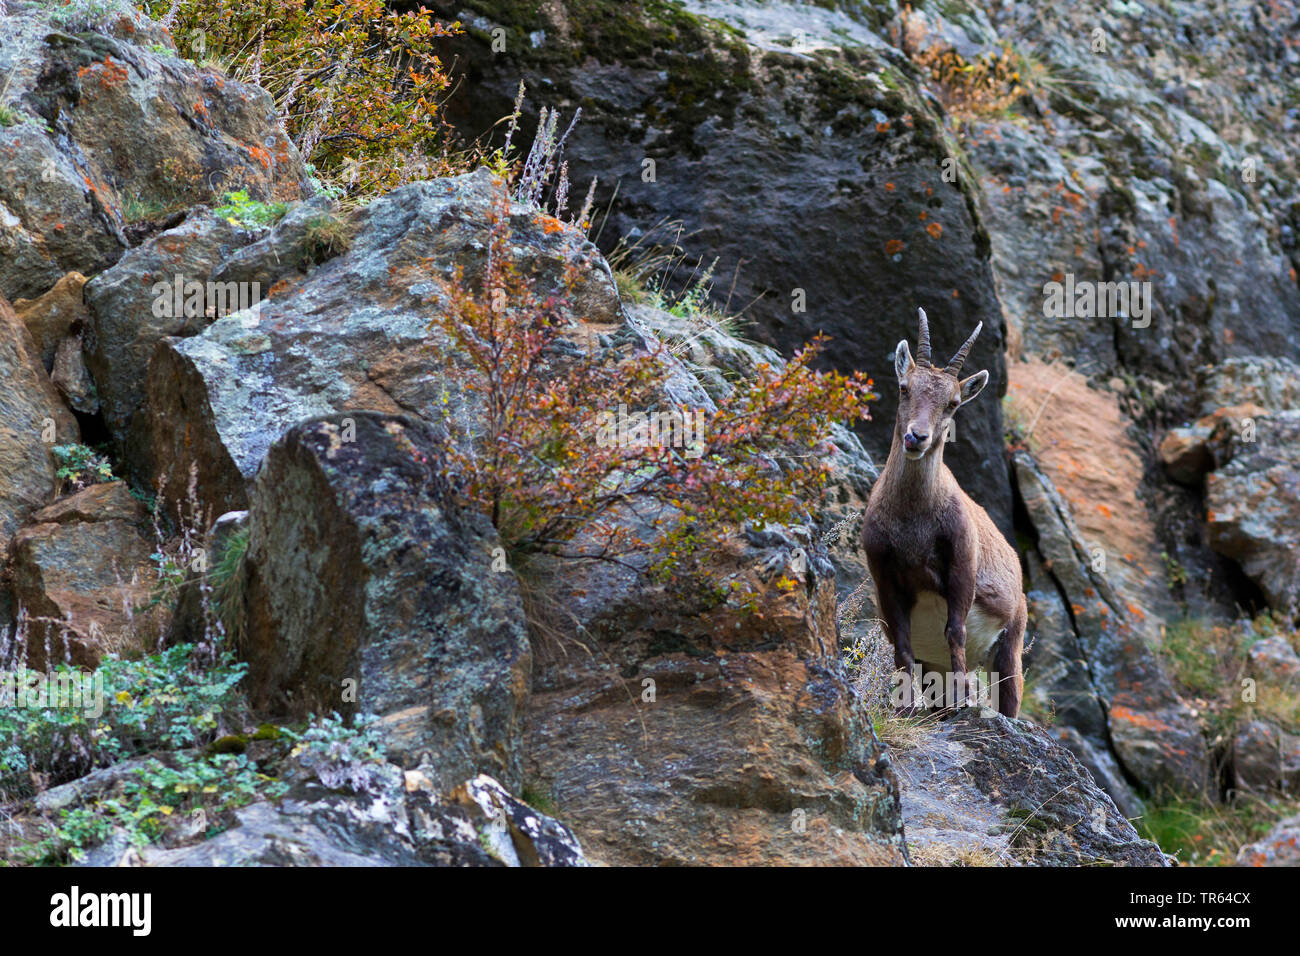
[862,309,1026,717]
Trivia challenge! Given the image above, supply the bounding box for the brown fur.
[862,310,1026,717]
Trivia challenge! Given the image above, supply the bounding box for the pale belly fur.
[907,591,1004,670]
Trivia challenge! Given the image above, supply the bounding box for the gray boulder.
[894,710,1168,866]
[0,0,309,301]
[241,412,532,793]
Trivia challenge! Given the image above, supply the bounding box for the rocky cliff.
[1,0,1298,867]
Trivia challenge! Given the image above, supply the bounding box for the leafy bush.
[50,443,114,494]
[212,189,288,228]
[428,181,876,603]
[284,712,388,793]
[143,0,463,195]
[898,9,1028,128]
[20,750,286,863]
[0,644,247,800]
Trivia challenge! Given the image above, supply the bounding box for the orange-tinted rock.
[6,483,162,669]
[0,294,79,561]
[12,272,88,371]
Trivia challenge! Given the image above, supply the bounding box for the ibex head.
[893,308,989,460]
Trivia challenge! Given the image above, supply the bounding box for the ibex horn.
[916,307,932,367]
[945,321,983,375]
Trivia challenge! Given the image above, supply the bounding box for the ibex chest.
[869,511,957,589]
[908,592,1002,670]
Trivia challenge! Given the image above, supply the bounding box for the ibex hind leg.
[991,612,1025,718]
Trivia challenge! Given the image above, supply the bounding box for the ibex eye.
[899,385,909,395]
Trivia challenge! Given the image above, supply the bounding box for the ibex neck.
[879,425,948,509]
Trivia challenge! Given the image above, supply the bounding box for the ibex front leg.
[941,540,977,710]
[868,554,918,713]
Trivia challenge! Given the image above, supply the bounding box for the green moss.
[251,722,281,741]
[520,780,558,816]
[208,734,247,754]
[461,0,755,158]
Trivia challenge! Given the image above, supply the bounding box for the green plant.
[0,644,248,801]
[212,189,289,228]
[284,713,388,792]
[145,545,192,610]
[1160,617,1253,700]
[1136,794,1298,867]
[1160,550,1189,590]
[20,750,287,863]
[50,443,114,493]
[207,525,249,645]
[520,781,558,817]
[301,212,352,266]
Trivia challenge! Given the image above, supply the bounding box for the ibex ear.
[958,369,989,405]
[894,340,914,381]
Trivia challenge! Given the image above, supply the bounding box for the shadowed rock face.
[428,0,1013,535]
[241,412,533,793]
[0,1,310,302]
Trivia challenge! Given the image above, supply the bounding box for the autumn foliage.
[427,182,875,602]
[144,0,461,195]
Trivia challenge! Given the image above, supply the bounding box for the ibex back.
[862,309,1026,717]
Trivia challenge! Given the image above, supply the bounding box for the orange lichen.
[1109,705,1173,732]
[885,239,904,255]
[534,214,566,235]
[245,144,272,169]
[77,56,129,89]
